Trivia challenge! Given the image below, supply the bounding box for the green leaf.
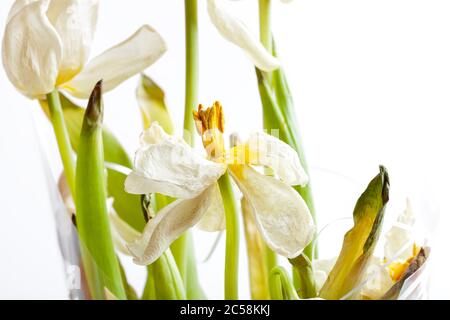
[75,81,126,299]
[319,166,390,300]
[40,93,145,232]
[137,74,174,133]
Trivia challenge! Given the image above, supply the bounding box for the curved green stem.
[46,89,76,198]
[269,266,300,300]
[290,254,317,298]
[218,172,240,300]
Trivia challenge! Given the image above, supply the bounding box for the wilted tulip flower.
[2,0,166,99]
[124,102,315,265]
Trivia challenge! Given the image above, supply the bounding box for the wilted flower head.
[124,102,315,265]
[2,0,166,99]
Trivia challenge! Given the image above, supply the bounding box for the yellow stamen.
[193,101,225,159]
[387,243,421,281]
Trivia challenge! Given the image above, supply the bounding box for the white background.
[0,0,449,299]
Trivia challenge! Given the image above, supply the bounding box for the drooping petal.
[197,182,225,231]
[206,0,280,72]
[63,25,167,98]
[125,123,226,199]
[127,185,216,265]
[47,0,99,84]
[242,132,309,186]
[110,209,141,256]
[384,199,416,261]
[229,165,315,258]
[2,0,62,98]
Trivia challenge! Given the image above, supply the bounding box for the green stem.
[289,254,317,298]
[265,245,278,274]
[259,0,272,53]
[269,272,284,300]
[152,251,186,300]
[75,81,126,299]
[46,89,76,199]
[257,2,318,261]
[172,0,205,300]
[170,233,188,285]
[147,192,186,300]
[183,0,198,144]
[269,266,300,300]
[185,232,207,299]
[271,40,318,259]
[218,172,240,300]
[142,265,156,300]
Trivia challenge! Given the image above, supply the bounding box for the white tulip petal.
[384,199,416,261]
[2,0,62,98]
[7,0,37,23]
[197,183,226,232]
[47,0,99,84]
[110,210,141,256]
[229,165,315,258]
[63,25,167,98]
[360,257,394,299]
[125,123,226,199]
[127,186,215,265]
[245,132,309,186]
[207,0,280,72]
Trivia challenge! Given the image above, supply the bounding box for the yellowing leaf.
[319,166,390,300]
[136,74,174,133]
[242,198,270,300]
